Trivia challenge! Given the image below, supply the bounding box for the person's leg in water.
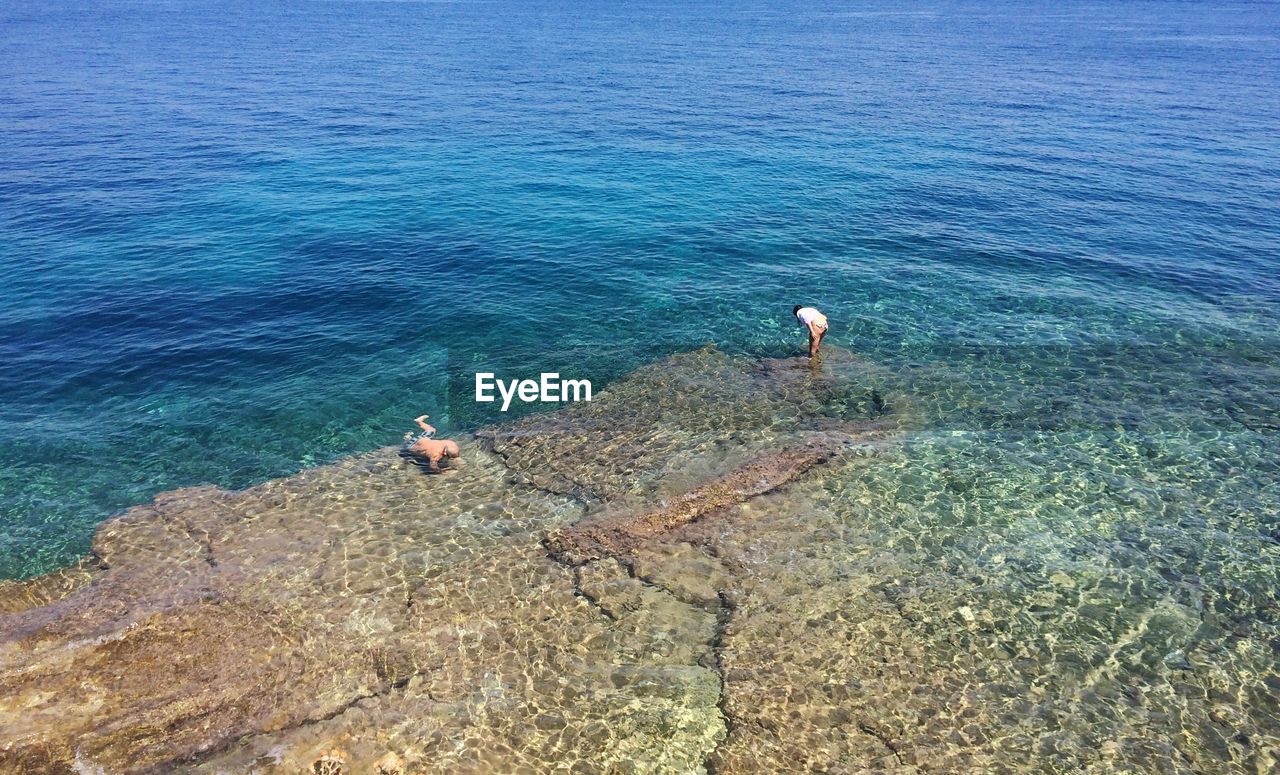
[808,323,828,358]
[414,414,436,436]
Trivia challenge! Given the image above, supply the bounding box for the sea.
[1,1,1279,766]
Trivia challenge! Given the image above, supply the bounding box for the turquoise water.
[2,0,1278,589]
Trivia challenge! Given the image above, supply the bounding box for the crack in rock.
[858,719,906,767]
[704,589,738,774]
[543,429,887,567]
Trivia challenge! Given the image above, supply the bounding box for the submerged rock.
[544,428,887,566]
[0,347,899,774]
[488,346,898,565]
[478,345,897,502]
[4,346,1271,773]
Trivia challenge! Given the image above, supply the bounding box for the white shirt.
[796,307,826,328]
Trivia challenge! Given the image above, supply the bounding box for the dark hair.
[793,305,803,315]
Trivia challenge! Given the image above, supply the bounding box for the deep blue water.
[2,0,1279,578]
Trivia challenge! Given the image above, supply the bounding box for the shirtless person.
[794,305,829,357]
[401,414,461,472]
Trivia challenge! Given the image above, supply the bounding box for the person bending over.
[794,304,829,357]
[400,414,460,473]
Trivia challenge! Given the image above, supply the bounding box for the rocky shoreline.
[4,345,1275,773]
[1,347,906,773]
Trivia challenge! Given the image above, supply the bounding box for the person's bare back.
[401,414,461,472]
[408,437,460,471]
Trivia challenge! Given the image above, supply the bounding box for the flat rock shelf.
[0,348,904,773]
[4,347,1274,773]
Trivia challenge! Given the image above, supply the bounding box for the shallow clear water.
[0,347,1274,771]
